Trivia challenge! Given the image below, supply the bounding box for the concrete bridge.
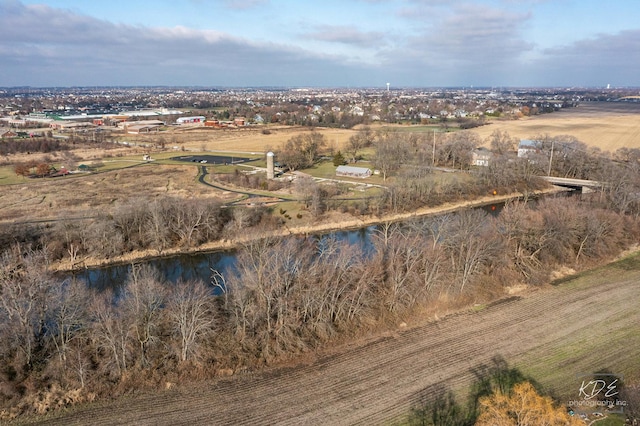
[542,176,604,193]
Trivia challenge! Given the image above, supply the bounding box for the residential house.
[517,139,543,158]
[1,130,18,139]
[472,147,493,167]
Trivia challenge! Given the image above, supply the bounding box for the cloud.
[222,0,269,10]
[368,2,536,85]
[303,25,385,48]
[418,4,533,64]
[0,1,372,86]
[533,29,640,86]
[0,0,637,87]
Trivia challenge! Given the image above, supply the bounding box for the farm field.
[161,101,640,154]
[124,125,358,155]
[472,101,640,151]
[22,253,640,426]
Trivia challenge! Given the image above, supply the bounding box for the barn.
[176,116,205,125]
[336,165,372,178]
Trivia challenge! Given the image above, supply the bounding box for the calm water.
[69,226,378,291]
[67,195,554,290]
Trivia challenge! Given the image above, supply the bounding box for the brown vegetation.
[8,249,639,425]
[1,193,639,420]
[2,103,640,422]
[473,101,640,151]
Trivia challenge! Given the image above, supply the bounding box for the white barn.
[336,165,372,178]
[176,116,205,125]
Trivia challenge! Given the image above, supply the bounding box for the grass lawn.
[301,160,386,183]
[515,252,640,405]
[380,124,445,133]
[0,165,26,185]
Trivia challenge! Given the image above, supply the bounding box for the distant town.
[1,86,638,137]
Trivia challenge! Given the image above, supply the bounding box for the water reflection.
[69,194,572,290]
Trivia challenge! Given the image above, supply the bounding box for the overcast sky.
[1,0,638,88]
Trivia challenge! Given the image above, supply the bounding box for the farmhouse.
[472,147,493,167]
[336,165,372,178]
[518,139,542,158]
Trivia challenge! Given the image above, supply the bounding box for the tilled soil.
[23,262,640,426]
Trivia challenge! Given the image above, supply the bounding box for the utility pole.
[547,139,554,176]
[432,129,436,166]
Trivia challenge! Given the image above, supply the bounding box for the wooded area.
[1,192,638,419]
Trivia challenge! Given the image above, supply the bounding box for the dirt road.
[25,260,640,425]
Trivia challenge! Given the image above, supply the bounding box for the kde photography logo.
[567,373,627,415]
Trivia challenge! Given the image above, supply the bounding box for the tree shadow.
[407,355,538,425]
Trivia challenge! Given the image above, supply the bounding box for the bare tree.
[442,210,497,292]
[277,131,326,171]
[372,130,410,181]
[166,279,215,363]
[487,130,516,155]
[146,198,172,254]
[496,201,550,282]
[121,264,167,368]
[379,234,423,312]
[47,278,89,365]
[439,131,481,170]
[0,247,52,370]
[346,127,373,162]
[89,289,131,377]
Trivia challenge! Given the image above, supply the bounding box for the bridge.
[542,176,604,193]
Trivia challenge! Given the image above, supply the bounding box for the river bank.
[51,186,569,273]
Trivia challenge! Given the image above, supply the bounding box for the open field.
[473,101,640,151]
[0,163,237,224]
[21,253,640,425]
[119,125,358,154]
[139,102,640,154]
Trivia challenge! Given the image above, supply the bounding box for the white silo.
[266,151,275,179]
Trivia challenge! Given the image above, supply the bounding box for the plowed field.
[22,257,640,425]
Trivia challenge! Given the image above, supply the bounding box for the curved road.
[197,166,292,204]
[24,260,640,425]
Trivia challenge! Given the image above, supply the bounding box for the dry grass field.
[122,125,358,154]
[2,100,638,227]
[21,253,640,426]
[0,163,235,224]
[473,101,640,151]
[143,101,640,155]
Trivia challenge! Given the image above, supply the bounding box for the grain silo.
[266,151,275,179]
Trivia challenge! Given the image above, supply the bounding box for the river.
[67,201,513,290]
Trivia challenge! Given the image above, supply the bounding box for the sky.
[1,0,639,88]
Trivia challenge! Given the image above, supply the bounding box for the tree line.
[1,194,638,418]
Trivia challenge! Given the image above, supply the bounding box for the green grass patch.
[610,252,640,271]
[301,160,387,184]
[0,165,26,185]
[380,125,444,133]
[591,414,626,425]
[273,201,310,223]
[552,251,640,287]
[93,160,147,172]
